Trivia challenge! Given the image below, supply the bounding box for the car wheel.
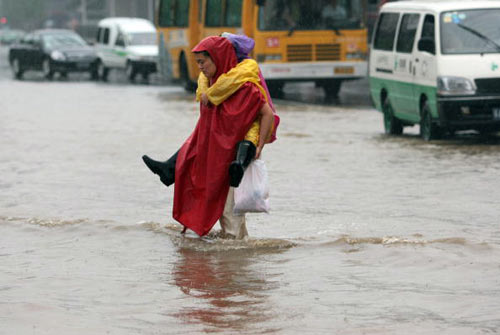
[11,58,23,80]
[42,59,54,79]
[382,96,403,135]
[42,59,54,80]
[126,61,136,81]
[97,60,109,81]
[420,101,441,141]
[90,68,99,81]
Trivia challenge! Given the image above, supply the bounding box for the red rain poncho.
[173,36,266,236]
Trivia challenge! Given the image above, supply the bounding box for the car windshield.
[128,32,156,46]
[258,0,363,31]
[440,9,500,54]
[43,33,87,48]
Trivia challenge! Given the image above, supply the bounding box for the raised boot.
[142,150,178,187]
[228,140,256,187]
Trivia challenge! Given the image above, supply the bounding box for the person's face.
[195,52,217,80]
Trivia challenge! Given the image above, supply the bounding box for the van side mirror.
[418,37,435,55]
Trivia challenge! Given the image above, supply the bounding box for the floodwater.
[1,49,500,334]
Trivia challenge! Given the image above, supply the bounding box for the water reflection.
[171,247,283,333]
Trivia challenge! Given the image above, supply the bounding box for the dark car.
[8,29,98,80]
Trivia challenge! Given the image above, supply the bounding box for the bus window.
[206,0,242,27]
[206,0,223,26]
[226,0,243,27]
[158,0,190,27]
[175,0,190,26]
[258,0,363,31]
[373,12,399,51]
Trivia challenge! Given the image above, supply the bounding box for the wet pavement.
[1,46,500,334]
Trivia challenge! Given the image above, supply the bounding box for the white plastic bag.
[233,159,270,214]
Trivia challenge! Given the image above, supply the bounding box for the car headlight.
[50,50,66,61]
[437,76,475,95]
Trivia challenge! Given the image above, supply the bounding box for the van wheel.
[180,54,196,92]
[126,61,136,81]
[382,97,403,135]
[420,102,441,141]
[11,58,23,79]
[97,60,109,81]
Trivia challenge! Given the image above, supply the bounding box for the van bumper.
[437,95,500,131]
[131,60,157,73]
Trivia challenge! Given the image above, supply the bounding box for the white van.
[369,1,500,140]
[95,18,158,82]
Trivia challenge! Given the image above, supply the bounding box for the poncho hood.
[192,36,238,83]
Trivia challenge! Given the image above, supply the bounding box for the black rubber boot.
[229,140,256,187]
[142,150,178,187]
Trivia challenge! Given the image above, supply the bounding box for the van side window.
[159,0,190,27]
[116,33,125,47]
[96,28,102,43]
[373,13,400,51]
[396,13,420,53]
[103,28,110,44]
[421,14,435,40]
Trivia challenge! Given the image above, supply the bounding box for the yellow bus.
[156,0,368,97]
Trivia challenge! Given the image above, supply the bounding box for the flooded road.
[1,47,500,334]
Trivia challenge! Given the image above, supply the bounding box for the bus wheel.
[180,54,196,92]
[267,81,284,99]
[322,80,342,99]
[382,97,403,135]
[420,102,441,141]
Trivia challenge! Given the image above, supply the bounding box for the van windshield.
[128,32,157,46]
[440,9,500,54]
[258,0,363,31]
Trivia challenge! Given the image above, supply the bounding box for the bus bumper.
[259,61,367,81]
[437,95,500,131]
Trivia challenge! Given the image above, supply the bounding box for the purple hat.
[221,32,255,62]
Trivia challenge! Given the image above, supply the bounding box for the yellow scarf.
[196,59,268,106]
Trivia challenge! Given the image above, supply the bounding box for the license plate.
[334,66,354,74]
[493,107,500,120]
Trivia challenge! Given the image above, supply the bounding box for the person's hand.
[255,146,263,159]
[201,93,209,106]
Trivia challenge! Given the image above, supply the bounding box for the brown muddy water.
[1,62,500,334]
